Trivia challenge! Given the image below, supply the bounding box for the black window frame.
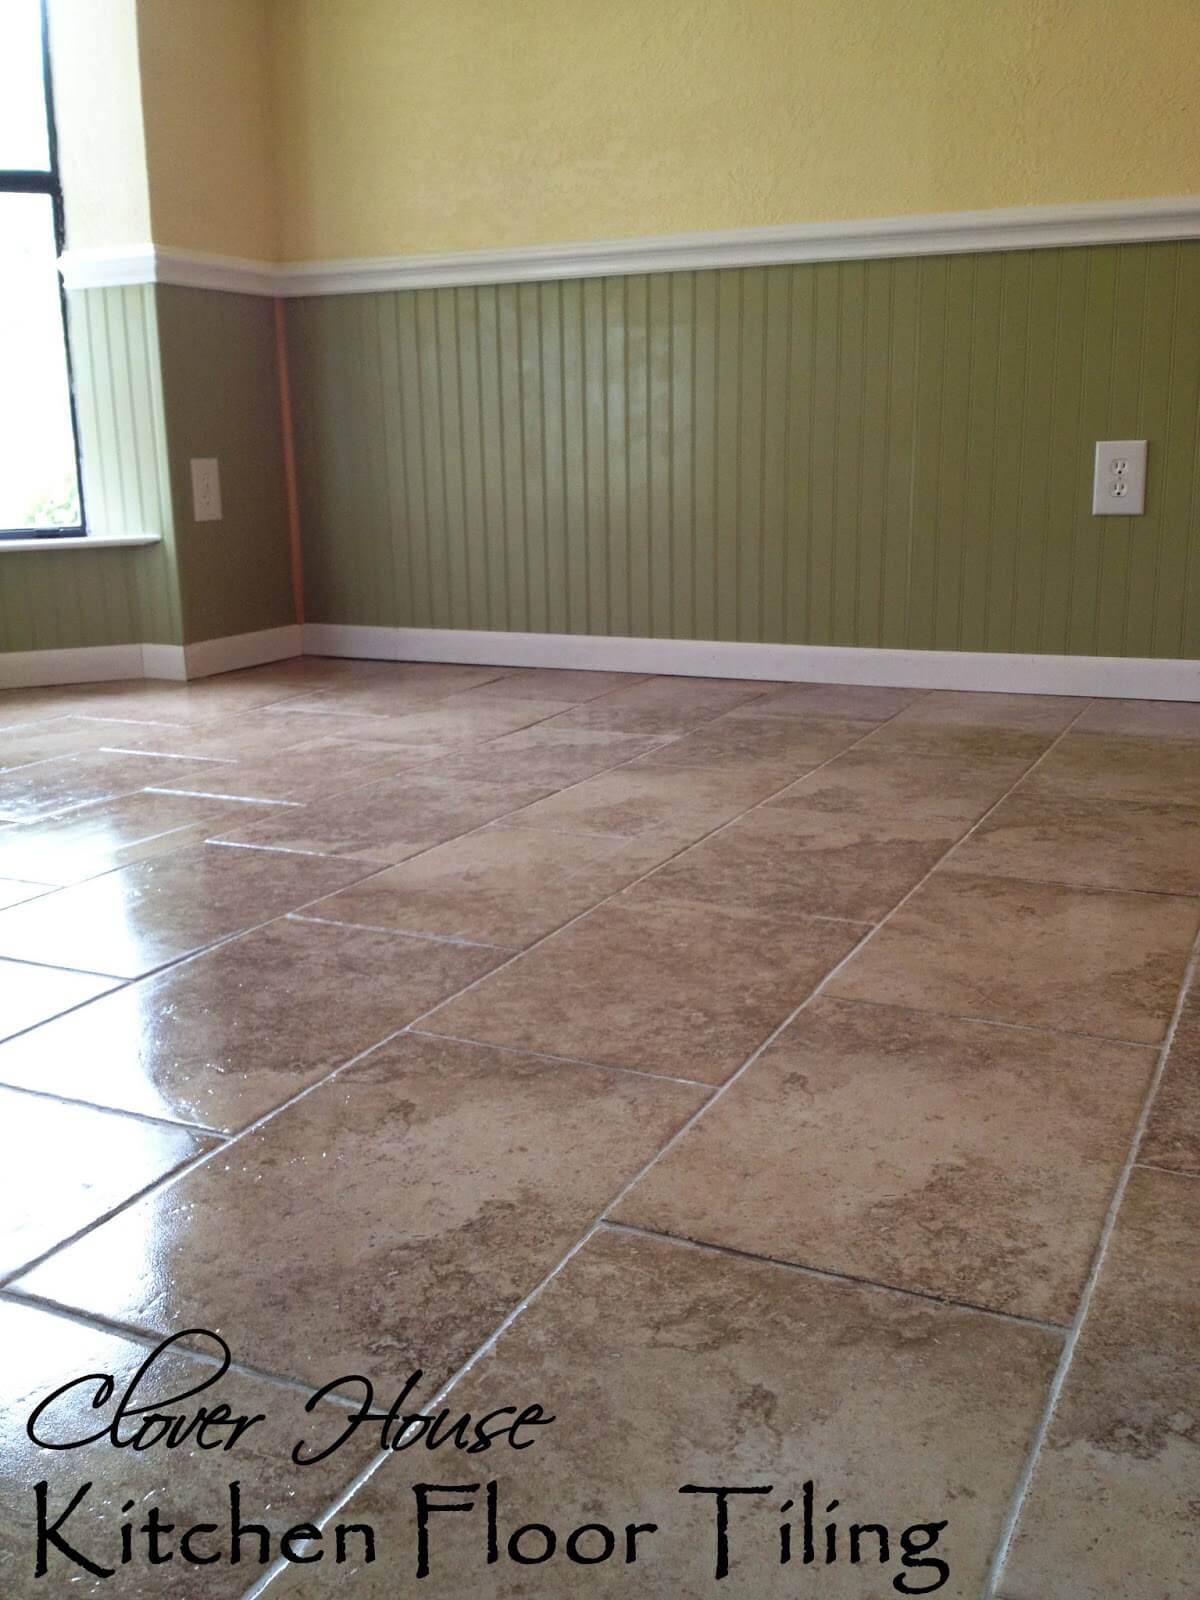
[0,0,86,540]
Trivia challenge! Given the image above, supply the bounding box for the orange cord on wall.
[274,297,305,625]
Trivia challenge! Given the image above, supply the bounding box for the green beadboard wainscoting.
[1,284,292,657]
[287,240,1200,660]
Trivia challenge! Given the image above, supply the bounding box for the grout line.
[602,1220,1068,1334]
[0,1077,224,1140]
[144,786,305,808]
[982,922,1200,1598]
[1133,1160,1200,1179]
[239,697,1101,1600]
[828,992,1164,1052]
[206,837,359,860]
[0,951,125,981]
[405,1026,713,1089]
[287,911,512,953]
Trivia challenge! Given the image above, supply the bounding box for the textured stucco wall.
[268,0,1200,260]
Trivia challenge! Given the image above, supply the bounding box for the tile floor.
[0,656,1196,1599]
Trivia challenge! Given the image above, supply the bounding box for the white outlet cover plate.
[190,457,222,523]
[1093,439,1146,516]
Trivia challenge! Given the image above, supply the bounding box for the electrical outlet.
[190,457,222,523]
[1092,440,1146,516]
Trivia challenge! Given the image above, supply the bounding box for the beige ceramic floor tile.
[616,998,1154,1322]
[0,917,502,1131]
[881,690,1085,733]
[417,724,669,788]
[424,882,864,1082]
[151,742,424,804]
[0,877,47,911]
[0,1088,207,1277]
[0,789,283,885]
[1141,989,1200,1175]
[0,958,120,1040]
[763,744,1032,827]
[107,705,453,762]
[953,777,1200,894]
[476,667,646,701]
[0,749,232,822]
[13,1033,704,1389]
[0,1301,377,1599]
[322,693,573,746]
[212,770,551,862]
[309,823,669,947]
[0,844,370,978]
[268,1226,1061,1599]
[748,680,925,720]
[1032,732,1200,805]
[641,795,959,922]
[1002,1167,1200,1600]
[277,663,512,716]
[625,711,872,780]
[548,674,777,734]
[503,764,773,849]
[828,869,1200,1043]
[1070,697,1200,739]
[0,715,152,771]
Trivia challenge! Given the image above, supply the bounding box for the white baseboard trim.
[301,623,1200,701]
[2,627,302,690]
[0,642,146,689]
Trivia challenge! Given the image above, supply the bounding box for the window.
[0,0,83,537]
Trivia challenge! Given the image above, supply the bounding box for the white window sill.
[0,533,162,553]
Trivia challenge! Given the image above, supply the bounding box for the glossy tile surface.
[0,1301,376,1599]
[616,998,1154,1322]
[828,869,1200,1042]
[0,749,229,822]
[625,710,872,779]
[549,673,776,733]
[309,823,667,947]
[0,878,46,911]
[503,763,778,848]
[0,917,503,1131]
[0,1088,206,1277]
[0,843,369,977]
[1002,1167,1200,1599]
[0,957,120,1041]
[424,882,864,1081]
[269,1226,1062,1599]
[13,1033,704,1387]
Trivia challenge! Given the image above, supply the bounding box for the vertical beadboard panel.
[287,240,1200,661]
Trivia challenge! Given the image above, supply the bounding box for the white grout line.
[405,1025,714,1089]
[982,924,1200,1598]
[0,1078,224,1140]
[287,911,512,953]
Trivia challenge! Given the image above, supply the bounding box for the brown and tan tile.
[828,869,1200,1043]
[0,1301,377,1599]
[0,715,151,771]
[1033,731,1200,806]
[1141,989,1200,1175]
[269,1225,1062,1599]
[1002,1166,1200,1600]
[1070,697,1200,740]
[503,764,773,849]
[275,662,510,716]
[616,998,1154,1322]
[751,680,926,720]
[0,749,233,822]
[0,917,502,1131]
[0,843,369,978]
[212,769,551,863]
[462,666,645,702]
[879,690,1085,733]
[151,741,422,804]
[953,776,1200,895]
[12,1033,704,1388]
[764,743,1029,827]
[625,710,872,781]
[310,823,668,947]
[0,788,284,885]
[0,958,120,1041]
[640,794,958,922]
[0,1088,207,1277]
[548,673,777,734]
[424,882,864,1082]
[417,723,669,789]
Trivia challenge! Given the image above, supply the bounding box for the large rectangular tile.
[0,1301,375,1600]
[416,724,669,788]
[0,844,369,978]
[0,788,283,885]
[763,744,1030,826]
[749,680,925,720]
[309,824,667,948]
[1070,697,1200,740]
[107,704,457,762]
[276,662,510,715]
[268,1226,1062,1599]
[640,792,958,922]
[625,710,872,780]
[0,958,120,1041]
[828,870,1200,1043]
[13,1033,704,1389]
[212,770,551,863]
[1002,1167,1200,1600]
[953,776,1200,895]
[299,692,573,748]
[0,878,46,911]
[1141,987,1200,1175]
[0,917,502,1132]
[0,1088,207,1277]
[477,666,645,702]
[423,883,864,1082]
[0,715,152,772]
[616,998,1154,1322]
[548,674,777,734]
[502,764,772,849]
[152,742,424,803]
[0,749,232,822]
[1033,732,1200,805]
[854,691,1075,762]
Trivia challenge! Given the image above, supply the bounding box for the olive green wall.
[1,284,293,657]
[288,240,1200,660]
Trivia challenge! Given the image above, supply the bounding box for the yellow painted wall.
[137,0,279,259]
[269,0,1200,261]
[48,0,152,250]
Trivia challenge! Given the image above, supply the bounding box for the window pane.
[0,193,80,530]
[0,0,50,170]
